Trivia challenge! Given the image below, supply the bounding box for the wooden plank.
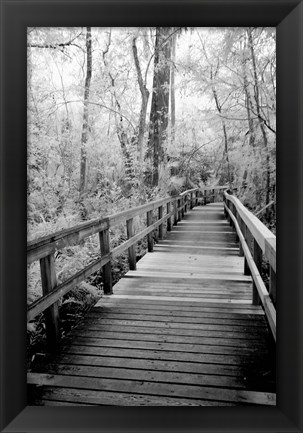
[100,294,263,308]
[50,353,254,377]
[56,345,268,367]
[34,363,251,390]
[107,294,254,304]
[28,373,276,405]
[113,289,252,298]
[86,312,265,327]
[69,330,268,349]
[122,277,250,287]
[112,291,252,301]
[32,399,95,406]
[29,387,236,406]
[73,323,268,341]
[67,337,269,358]
[82,318,269,335]
[125,269,252,281]
[96,302,265,316]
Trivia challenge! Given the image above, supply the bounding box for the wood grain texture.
[28,203,275,406]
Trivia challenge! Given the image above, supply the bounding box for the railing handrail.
[27,196,172,265]
[223,190,276,341]
[27,186,228,264]
[223,191,276,271]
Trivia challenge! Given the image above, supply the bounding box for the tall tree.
[210,63,232,186]
[79,27,92,196]
[146,27,172,188]
[247,27,270,210]
[132,36,150,164]
[170,30,177,144]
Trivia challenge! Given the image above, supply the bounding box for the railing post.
[204,190,207,205]
[178,198,181,221]
[99,229,113,295]
[237,217,244,256]
[173,199,178,225]
[252,239,262,305]
[269,267,276,304]
[212,189,215,203]
[190,192,193,209]
[243,226,251,276]
[147,210,154,252]
[126,217,136,270]
[195,190,199,206]
[235,209,244,257]
[181,197,185,217]
[40,253,60,351]
[167,202,172,232]
[158,205,163,240]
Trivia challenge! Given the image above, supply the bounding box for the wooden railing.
[223,190,276,341]
[27,186,227,350]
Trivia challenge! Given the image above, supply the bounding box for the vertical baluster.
[190,192,193,209]
[252,239,262,305]
[269,267,276,304]
[167,202,172,232]
[177,198,181,221]
[158,205,163,240]
[126,218,136,270]
[237,216,244,256]
[195,190,199,206]
[40,254,59,350]
[244,226,251,276]
[99,228,113,294]
[181,197,185,217]
[173,199,178,225]
[204,190,207,205]
[147,210,154,252]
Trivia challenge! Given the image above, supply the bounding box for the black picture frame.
[1,0,302,431]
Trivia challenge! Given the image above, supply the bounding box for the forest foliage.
[27,27,276,357]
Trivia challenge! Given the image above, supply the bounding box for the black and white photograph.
[26,26,277,407]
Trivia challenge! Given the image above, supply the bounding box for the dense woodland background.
[27,27,276,360]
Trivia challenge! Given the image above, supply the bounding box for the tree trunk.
[242,36,255,148]
[170,30,176,144]
[247,28,270,209]
[211,68,231,186]
[132,37,150,163]
[146,27,172,187]
[79,27,92,195]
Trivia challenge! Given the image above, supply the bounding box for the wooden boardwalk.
[28,203,276,406]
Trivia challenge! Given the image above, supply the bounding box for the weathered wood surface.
[28,203,275,406]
